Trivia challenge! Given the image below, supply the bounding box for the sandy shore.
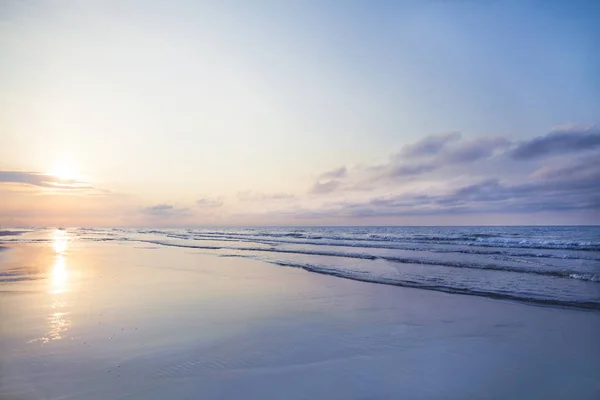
[1,233,599,399]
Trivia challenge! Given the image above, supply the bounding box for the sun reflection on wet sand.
[49,229,70,294]
[46,311,71,342]
[31,310,72,344]
[52,229,68,254]
[31,229,73,343]
[50,255,68,294]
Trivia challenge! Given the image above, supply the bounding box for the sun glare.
[50,230,70,294]
[51,255,68,294]
[53,229,68,254]
[52,162,79,181]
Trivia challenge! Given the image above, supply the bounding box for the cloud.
[440,137,510,163]
[196,197,223,207]
[389,162,437,177]
[309,167,348,194]
[0,170,91,189]
[366,135,510,181]
[237,191,295,201]
[400,132,462,157]
[294,137,600,220]
[145,124,600,223]
[308,175,598,219]
[318,166,347,180]
[312,125,600,196]
[6,123,597,226]
[139,204,190,218]
[310,179,342,194]
[510,125,600,160]
[531,154,600,181]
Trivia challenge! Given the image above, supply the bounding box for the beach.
[1,229,600,399]
[3,1,599,398]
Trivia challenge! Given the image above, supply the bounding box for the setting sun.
[52,162,79,182]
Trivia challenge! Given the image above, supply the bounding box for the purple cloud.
[400,132,462,157]
[532,154,600,181]
[389,163,437,177]
[441,137,510,163]
[318,166,347,180]
[379,136,509,179]
[237,191,295,201]
[510,125,600,160]
[299,147,600,219]
[196,197,223,207]
[0,170,90,189]
[310,180,342,194]
[140,204,190,218]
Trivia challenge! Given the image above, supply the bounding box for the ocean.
[2,226,600,310]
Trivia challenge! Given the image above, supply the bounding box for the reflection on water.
[30,308,72,344]
[50,229,70,294]
[32,229,73,343]
[53,229,68,254]
[51,255,68,294]
[46,310,71,342]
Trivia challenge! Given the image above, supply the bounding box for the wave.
[7,227,599,311]
[0,238,52,244]
[188,234,600,261]
[0,276,41,283]
[132,239,600,283]
[80,237,122,242]
[139,230,600,262]
[0,271,42,283]
[569,273,600,283]
[0,230,26,237]
[23,227,600,252]
[72,227,598,253]
[228,256,600,311]
[179,230,600,251]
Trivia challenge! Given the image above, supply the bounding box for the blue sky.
[0,0,598,226]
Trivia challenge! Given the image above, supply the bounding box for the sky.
[1,0,599,227]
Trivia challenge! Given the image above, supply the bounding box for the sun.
[52,162,79,181]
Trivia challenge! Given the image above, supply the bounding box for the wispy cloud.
[440,136,511,164]
[292,172,599,220]
[310,167,348,194]
[271,124,600,221]
[318,166,347,180]
[400,132,462,158]
[139,204,190,218]
[532,150,598,177]
[237,191,295,201]
[196,197,223,207]
[4,123,598,226]
[0,170,91,190]
[388,162,437,178]
[310,179,342,194]
[312,133,512,191]
[390,136,510,178]
[510,125,600,160]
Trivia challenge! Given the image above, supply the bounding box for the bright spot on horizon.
[51,162,79,182]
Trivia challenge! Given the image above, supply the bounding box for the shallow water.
[5,226,596,309]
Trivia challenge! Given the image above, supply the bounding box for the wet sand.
[1,231,599,399]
